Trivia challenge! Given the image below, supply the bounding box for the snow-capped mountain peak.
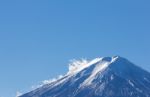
[67,56,119,76]
[20,56,150,97]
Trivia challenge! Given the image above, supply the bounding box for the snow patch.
[81,61,110,86]
[80,56,119,86]
[128,80,134,87]
[110,75,114,80]
[144,77,150,83]
[136,88,142,93]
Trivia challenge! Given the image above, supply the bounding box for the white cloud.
[42,75,63,84]
[16,91,22,97]
[68,59,89,74]
[42,78,57,84]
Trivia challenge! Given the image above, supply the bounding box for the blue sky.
[0,0,150,97]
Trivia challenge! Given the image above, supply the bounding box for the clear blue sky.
[0,0,150,97]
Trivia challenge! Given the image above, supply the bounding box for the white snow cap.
[34,56,119,87]
[22,56,120,96]
[67,56,119,75]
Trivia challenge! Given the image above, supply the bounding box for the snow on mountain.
[19,56,150,97]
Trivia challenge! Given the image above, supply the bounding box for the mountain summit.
[20,56,150,97]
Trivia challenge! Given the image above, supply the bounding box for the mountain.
[19,56,150,97]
